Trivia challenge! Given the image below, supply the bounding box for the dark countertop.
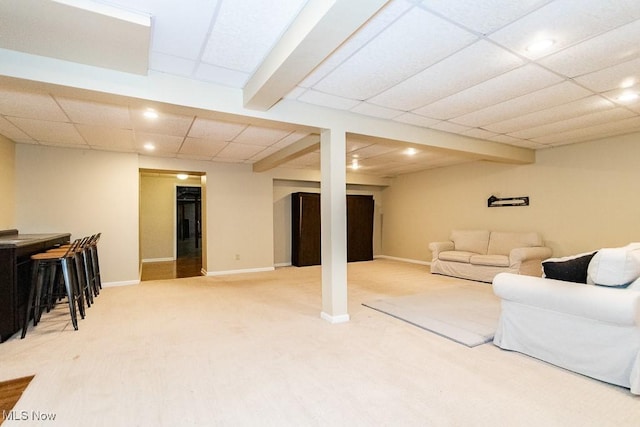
[0,231,71,249]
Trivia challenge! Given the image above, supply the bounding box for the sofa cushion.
[439,251,475,263]
[487,231,542,256]
[542,252,597,284]
[587,243,640,286]
[470,254,510,267]
[450,230,490,254]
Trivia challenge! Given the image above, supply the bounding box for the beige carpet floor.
[1,259,638,426]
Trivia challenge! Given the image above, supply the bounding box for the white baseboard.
[274,262,292,268]
[320,312,350,323]
[103,279,139,287]
[205,266,275,277]
[141,257,175,263]
[374,255,430,266]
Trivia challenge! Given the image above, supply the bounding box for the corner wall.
[381,132,640,260]
[15,144,140,285]
[0,135,15,229]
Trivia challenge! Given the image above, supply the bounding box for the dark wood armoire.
[291,192,374,267]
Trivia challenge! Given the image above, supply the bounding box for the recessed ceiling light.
[143,108,158,119]
[526,38,555,53]
[617,91,639,102]
[143,143,155,151]
[177,173,189,180]
[620,78,636,89]
[405,147,417,156]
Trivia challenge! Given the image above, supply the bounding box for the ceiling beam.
[243,0,390,111]
[252,134,320,172]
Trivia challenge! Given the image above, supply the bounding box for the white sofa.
[493,244,640,394]
[429,230,552,283]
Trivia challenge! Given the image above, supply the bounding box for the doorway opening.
[139,170,206,281]
[176,185,202,277]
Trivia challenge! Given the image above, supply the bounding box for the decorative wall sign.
[487,195,529,207]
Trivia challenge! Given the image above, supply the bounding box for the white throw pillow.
[587,243,640,286]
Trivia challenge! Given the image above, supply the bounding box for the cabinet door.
[291,192,321,266]
[347,195,374,262]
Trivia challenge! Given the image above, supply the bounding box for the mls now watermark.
[3,410,57,421]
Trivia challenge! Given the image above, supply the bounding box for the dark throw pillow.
[542,252,597,284]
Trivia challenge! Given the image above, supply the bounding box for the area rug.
[363,285,501,347]
[0,375,34,423]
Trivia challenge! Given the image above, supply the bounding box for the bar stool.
[45,236,92,309]
[88,233,102,297]
[21,239,85,339]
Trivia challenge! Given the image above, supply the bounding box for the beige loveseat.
[429,230,552,283]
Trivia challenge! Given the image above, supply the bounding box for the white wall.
[381,132,640,261]
[15,144,140,284]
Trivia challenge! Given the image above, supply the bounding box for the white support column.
[320,128,349,323]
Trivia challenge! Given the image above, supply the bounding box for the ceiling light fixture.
[617,91,639,102]
[620,78,636,89]
[143,108,159,119]
[405,147,417,156]
[143,143,155,151]
[526,38,555,53]
[177,173,189,180]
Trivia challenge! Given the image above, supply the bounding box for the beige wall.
[15,144,140,284]
[139,173,201,261]
[382,132,640,261]
[0,135,15,229]
[273,179,385,266]
[138,156,275,274]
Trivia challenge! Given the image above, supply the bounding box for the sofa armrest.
[428,241,454,261]
[509,246,553,264]
[493,272,640,326]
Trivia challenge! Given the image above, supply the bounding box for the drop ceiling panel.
[420,0,551,35]
[538,20,640,78]
[179,137,227,157]
[311,6,478,100]
[507,108,635,140]
[532,116,640,145]
[214,142,266,160]
[201,0,307,73]
[369,40,524,110]
[451,82,592,127]
[489,0,640,60]
[233,126,293,146]
[188,118,246,141]
[351,103,402,119]
[135,132,183,153]
[0,89,68,121]
[76,124,134,150]
[574,57,640,92]
[414,64,563,120]
[8,117,85,145]
[57,97,131,128]
[297,90,361,110]
[0,116,33,142]
[485,96,615,134]
[131,110,193,137]
[393,113,441,127]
